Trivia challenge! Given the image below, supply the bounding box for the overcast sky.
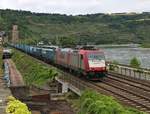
[0,0,150,15]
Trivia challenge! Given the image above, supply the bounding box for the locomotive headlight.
[102,67,106,70]
[100,60,105,66]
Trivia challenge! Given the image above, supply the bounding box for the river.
[102,48,150,69]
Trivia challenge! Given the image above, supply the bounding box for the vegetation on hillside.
[0,9,150,45]
[12,49,58,86]
[77,90,146,114]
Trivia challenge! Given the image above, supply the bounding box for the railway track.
[91,73,150,113]
[108,72,150,88]
[106,75,150,94]
[92,82,150,113]
[14,49,150,113]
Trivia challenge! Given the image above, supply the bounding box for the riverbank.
[103,47,150,69]
[140,43,150,48]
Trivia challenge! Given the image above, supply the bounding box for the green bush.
[12,49,58,86]
[130,57,141,68]
[78,90,146,114]
[112,60,119,64]
[6,96,31,114]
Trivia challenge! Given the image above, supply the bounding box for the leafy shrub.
[130,57,141,68]
[112,60,119,64]
[6,96,31,114]
[78,90,146,114]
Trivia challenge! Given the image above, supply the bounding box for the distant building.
[143,12,150,15]
[37,41,44,46]
[110,12,137,16]
[12,25,19,43]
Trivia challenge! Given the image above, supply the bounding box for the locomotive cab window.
[88,53,105,60]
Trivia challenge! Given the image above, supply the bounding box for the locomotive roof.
[79,49,104,54]
[40,45,59,49]
[59,48,73,52]
[42,48,54,51]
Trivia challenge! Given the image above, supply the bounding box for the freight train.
[10,44,107,80]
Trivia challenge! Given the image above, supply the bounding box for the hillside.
[0,9,150,45]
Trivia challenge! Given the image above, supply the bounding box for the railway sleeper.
[121,99,131,102]
[135,105,143,108]
[140,108,148,111]
[125,102,138,107]
[135,105,150,112]
[133,98,147,101]
[139,102,150,106]
[123,96,141,101]
[145,110,150,113]
[114,98,138,107]
[136,99,150,103]
[128,103,138,106]
[137,100,150,104]
[124,94,138,98]
[112,93,150,110]
[136,107,150,112]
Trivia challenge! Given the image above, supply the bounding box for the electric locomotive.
[56,46,106,80]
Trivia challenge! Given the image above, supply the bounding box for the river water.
[102,48,150,69]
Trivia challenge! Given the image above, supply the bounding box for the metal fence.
[109,64,150,80]
[57,71,88,94]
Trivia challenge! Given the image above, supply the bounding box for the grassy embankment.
[12,49,58,86]
[140,43,150,48]
[67,90,146,114]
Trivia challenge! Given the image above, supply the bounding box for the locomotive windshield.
[88,53,105,68]
[88,53,105,60]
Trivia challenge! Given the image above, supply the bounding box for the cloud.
[0,0,150,15]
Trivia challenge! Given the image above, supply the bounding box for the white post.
[62,82,68,93]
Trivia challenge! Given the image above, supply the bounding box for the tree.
[59,36,77,47]
[130,57,141,68]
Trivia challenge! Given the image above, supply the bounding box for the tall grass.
[12,49,58,86]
